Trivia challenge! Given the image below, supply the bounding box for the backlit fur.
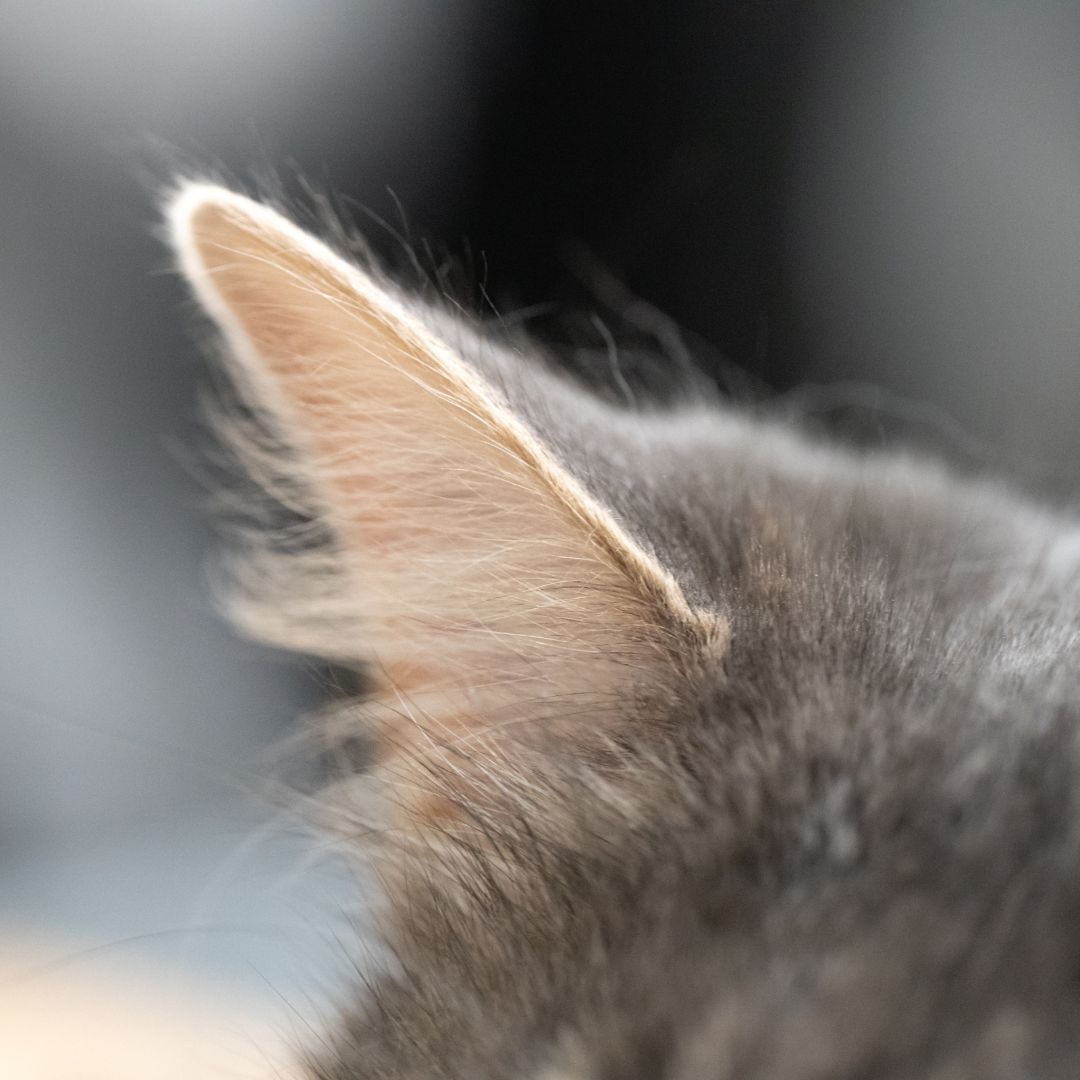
[168,184,1080,1079]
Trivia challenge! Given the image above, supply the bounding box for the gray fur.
[178,198,1080,1079]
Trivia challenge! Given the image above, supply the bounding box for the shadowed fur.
[167,183,1080,1079]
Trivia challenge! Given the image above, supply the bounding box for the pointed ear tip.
[163,182,427,362]
[164,182,259,256]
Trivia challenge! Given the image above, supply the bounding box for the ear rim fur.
[166,181,727,656]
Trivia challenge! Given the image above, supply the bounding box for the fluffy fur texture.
[168,184,1080,1079]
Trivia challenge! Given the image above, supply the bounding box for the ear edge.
[165,181,730,657]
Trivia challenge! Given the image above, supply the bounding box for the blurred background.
[4,0,1080,1039]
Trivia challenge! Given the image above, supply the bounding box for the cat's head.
[168,184,1080,1079]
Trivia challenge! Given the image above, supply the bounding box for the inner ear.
[167,183,726,780]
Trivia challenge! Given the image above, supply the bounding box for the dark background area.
[4,0,1080,1005]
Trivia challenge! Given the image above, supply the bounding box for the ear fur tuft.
[166,182,727,803]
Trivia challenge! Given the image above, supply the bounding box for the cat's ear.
[167,184,723,786]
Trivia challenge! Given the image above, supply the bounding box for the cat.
[162,182,1080,1079]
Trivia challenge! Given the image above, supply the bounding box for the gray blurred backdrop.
[3,0,1080,1012]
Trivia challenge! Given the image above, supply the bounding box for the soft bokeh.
[3,0,1079,1048]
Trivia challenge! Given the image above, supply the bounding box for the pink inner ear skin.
[168,183,725,824]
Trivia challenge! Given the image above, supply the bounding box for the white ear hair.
[167,183,725,803]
